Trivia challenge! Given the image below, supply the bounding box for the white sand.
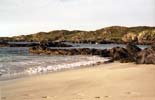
[0,62,155,100]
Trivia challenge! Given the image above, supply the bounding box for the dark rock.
[109,47,131,60]
[8,42,39,47]
[29,44,155,64]
[136,45,155,64]
[29,46,103,55]
[104,45,138,63]
[40,41,73,47]
[126,43,141,56]
[29,45,50,54]
[91,49,102,55]
[103,44,143,63]
[101,49,110,57]
[0,41,9,47]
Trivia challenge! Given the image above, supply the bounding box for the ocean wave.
[25,56,108,75]
[0,56,108,80]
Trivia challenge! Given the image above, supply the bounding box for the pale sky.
[0,0,155,37]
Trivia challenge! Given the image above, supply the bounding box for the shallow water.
[0,44,149,80]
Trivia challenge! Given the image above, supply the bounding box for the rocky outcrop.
[8,42,39,47]
[40,41,73,47]
[126,44,141,56]
[29,44,155,64]
[122,32,137,43]
[122,29,155,45]
[0,41,9,47]
[137,30,155,44]
[136,46,155,64]
[108,47,130,60]
[104,44,141,63]
[29,46,102,55]
[104,44,155,64]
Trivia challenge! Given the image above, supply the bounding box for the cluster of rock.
[29,44,155,64]
[101,44,155,64]
[8,42,39,47]
[39,41,72,47]
[29,46,102,55]
[136,46,155,64]
[0,41,9,47]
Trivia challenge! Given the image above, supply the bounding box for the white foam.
[0,55,109,80]
[25,56,108,75]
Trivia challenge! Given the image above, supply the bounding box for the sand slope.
[0,63,155,100]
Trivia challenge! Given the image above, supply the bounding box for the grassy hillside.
[1,26,155,44]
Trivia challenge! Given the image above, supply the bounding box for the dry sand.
[0,62,155,100]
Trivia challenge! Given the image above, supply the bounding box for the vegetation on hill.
[0,26,155,44]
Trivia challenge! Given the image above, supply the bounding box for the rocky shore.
[29,44,155,64]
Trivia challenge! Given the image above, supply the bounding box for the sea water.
[0,44,149,81]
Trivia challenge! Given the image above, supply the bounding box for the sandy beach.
[0,62,155,100]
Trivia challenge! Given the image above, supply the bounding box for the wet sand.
[0,62,155,100]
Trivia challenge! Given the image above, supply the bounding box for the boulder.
[126,43,141,56]
[136,45,155,64]
[108,47,135,62]
[103,44,141,63]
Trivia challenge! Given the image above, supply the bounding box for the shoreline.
[0,61,105,82]
[0,56,109,81]
[1,62,155,100]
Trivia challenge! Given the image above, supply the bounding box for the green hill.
[1,26,155,44]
